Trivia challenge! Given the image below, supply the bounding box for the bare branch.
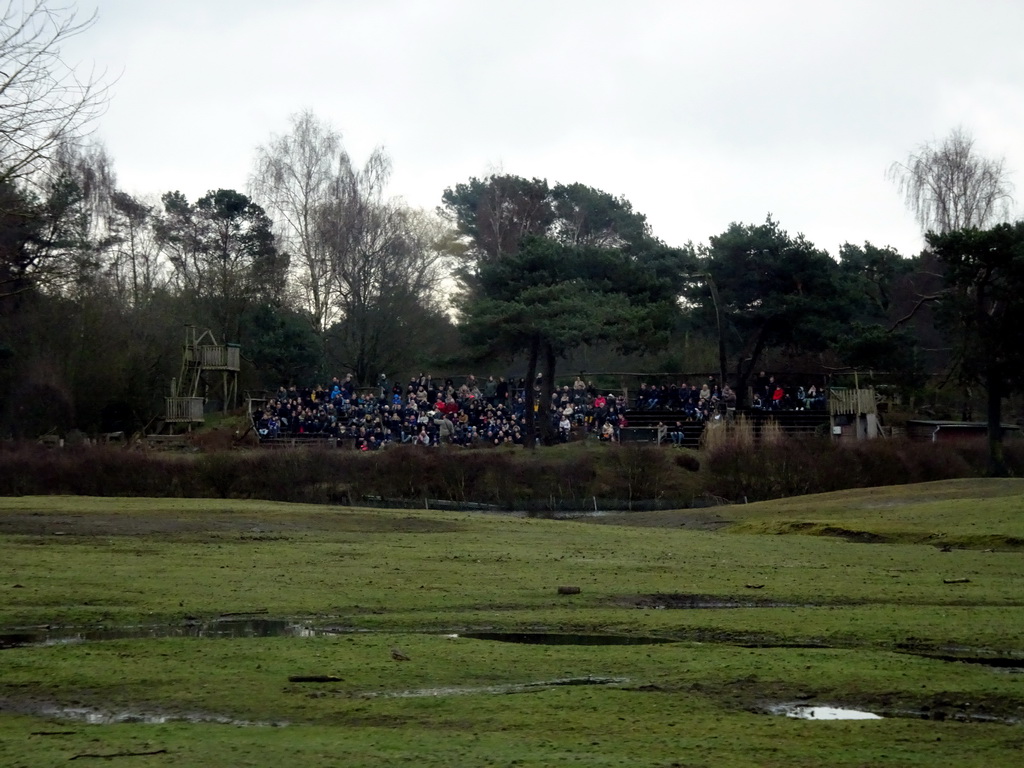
[0,1,111,185]
[889,292,944,331]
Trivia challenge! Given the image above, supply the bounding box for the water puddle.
[1,618,333,648]
[905,652,1024,673]
[769,704,883,720]
[460,632,676,646]
[2,624,676,649]
[767,702,1020,724]
[2,700,284,727]
[358,676,627,699]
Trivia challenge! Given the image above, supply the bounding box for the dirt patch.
[771,522,892,543]
[581,509,732,530]
[817,526,892,544]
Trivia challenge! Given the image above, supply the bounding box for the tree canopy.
[928,221,1024,475]
[444,174,690,444]
[687,216,848,405]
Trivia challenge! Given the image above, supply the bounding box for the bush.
[0,433,1007,507]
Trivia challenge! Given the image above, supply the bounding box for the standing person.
[496,376,509,404]
[722,384,737,409]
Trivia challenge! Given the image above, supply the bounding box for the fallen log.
[288,674,343,683]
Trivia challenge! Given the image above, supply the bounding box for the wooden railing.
[165,397,204,422]
[829,388,876,416]
[198,344,240,371]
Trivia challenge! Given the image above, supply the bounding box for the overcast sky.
[64,0,1024,258]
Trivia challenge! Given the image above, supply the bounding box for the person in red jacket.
[771,383,785,410]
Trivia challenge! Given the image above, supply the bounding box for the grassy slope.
[1,484,1023,767]
[600,478,1024,548]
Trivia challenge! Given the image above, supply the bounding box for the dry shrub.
[1,431,1012,507]
[188,428,237,452]
[0,444,200,497]
[703,437,829,501]
[371,446,438,499]
[700,415,755,452]
[759,418,784,447]
[898,441,974,482]
[255,448,350,503]
[1001,440,1024,475]
[674,452,701,472]
[605,443,673,507]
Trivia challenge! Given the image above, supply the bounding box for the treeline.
[0,139,1004,437]
[2,4,1023,453]
[0,125,947,439]
[0,116,462,437]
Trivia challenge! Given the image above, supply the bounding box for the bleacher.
[620,406,831,447]
[620,410,705,448]
[736,407,831,437]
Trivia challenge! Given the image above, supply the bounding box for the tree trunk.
[734,328,768,409]
[705,275,728,389]
[986,372,1008,477]
[522,336,539,450]
[537,340,557,446]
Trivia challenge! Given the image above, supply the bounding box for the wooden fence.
[829,388,876,416]
[165,397,204,423]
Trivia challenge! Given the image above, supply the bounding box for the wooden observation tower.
[164,326,240,431]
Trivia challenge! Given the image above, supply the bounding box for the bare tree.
[106,191,166,306]
[52,139,115,239]
[155,189,287,342]
[250,111,350,332]
[889,127,1014,234]
[319,150,451,383]
[0,139,113,298]
[0,1,111,184]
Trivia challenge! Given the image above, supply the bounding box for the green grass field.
[2,479,1023,766]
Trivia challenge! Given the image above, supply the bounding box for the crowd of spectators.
[749,372,828,412]
[632,379,737,420]
[253,373,630,449]
[252,370,827,450]
[631,372,827,416]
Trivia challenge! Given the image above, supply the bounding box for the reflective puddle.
[359,676,627,699]
[460,632,676,646]
[3,701,284,727]
[1,619,333,648]
[770,704,883,720]
[2,623,676,649]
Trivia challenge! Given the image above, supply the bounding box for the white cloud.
[61,0,1024,257]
